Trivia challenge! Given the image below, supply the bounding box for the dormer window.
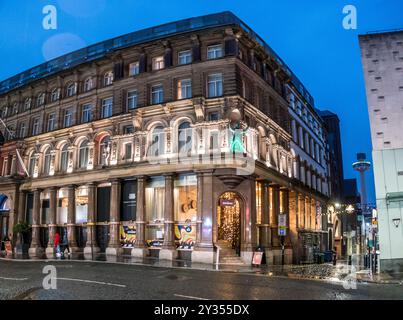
[37,92,45,106]
[12,103,18,115]
[104,71,114,86]
[84,77,93,92]
[51,88,60,102]
[129,62,139,76]
[207,44,223,59]
[152,56,164,71]
[24,98,31,110]
[66,82,77,97]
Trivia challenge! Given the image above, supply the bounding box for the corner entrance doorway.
[217,192,241,255]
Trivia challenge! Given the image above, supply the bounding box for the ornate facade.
[0,12,330,264]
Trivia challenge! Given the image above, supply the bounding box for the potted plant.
[13,221,30,255]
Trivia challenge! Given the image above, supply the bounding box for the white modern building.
[359,30,403,272]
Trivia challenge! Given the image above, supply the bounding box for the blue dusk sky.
[1,0,402,203]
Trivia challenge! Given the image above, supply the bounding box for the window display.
[174,174,197,249]
[120,224,136,248]
[56,188,68,225]
[145,176,165,246]
[75,186,88,224]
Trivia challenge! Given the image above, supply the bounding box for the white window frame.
[32,117,40,135]
[37,93,45,106]
[81,104,92,123]
[178,79,192,99]
[63,109,72,128]
[207,44,223,60]
[84,77,93,92]
[24,98,31,110]
[51,88,60,102]
[129,62,140,76]
[178,50,192,65]
[66,83,77,97]
[127,90,138,110]
[104,71,114,86]
[151,85,164,104]
[207,73,223,98]
[101,98,113,118]
[152,56,165,71]
[47,113,55,132]
[123,142,133,161]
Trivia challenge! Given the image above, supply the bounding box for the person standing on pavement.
[332,246,337,266]
[54,232,61,257]
[62,229,71,256]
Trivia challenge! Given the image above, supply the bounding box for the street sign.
[278,214,286,227]
[220,199,235,207]
[278,226,287,236]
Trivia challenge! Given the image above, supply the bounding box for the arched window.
[148,126,164,157]
[43,148,51,175]
[60,144,69,172]
[79,140,89,169]
[178,122,192,156]
[66,82,77,97]
[24,98,31,111]
[83,77,93,92]
[104,71,114,86]
[99,136,110,166]
[50,88,60,102]
[37,92,45,106]
[28,152,36,176]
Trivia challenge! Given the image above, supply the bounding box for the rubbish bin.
[324,250,333,262]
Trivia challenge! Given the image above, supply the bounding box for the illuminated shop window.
[174,174,198,249]
[145,176,165,247]
[174,174,197,222]
[75,186,88,224]
[57,188,68,225]
[40,192,50,225]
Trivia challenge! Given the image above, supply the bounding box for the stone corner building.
[0,12,331,264]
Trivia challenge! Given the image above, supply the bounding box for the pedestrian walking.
[54,231,61,257]
[62,229,70,256]
[332,246,337,266]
